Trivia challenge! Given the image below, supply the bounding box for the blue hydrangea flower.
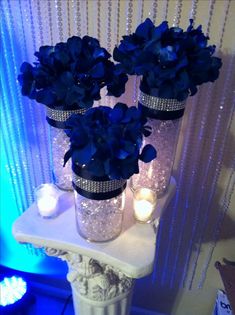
[114,18,222,101]
[64,103,156,179]
[18,36,128,110]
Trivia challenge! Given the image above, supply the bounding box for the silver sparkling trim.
[73,172,126,194]
[138,91,186,112]
[46,107,86,122]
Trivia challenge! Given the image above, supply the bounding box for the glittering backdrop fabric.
[1,0,235,313]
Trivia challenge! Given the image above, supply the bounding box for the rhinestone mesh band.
[46,107,86,122]
[73,172,126,194]
[138,91,185,112]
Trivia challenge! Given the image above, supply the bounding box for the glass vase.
[46,106,85,191]
[131,118,182,197]
[72,167,127,242]
[131,89,186,197]
[74,190,126,242]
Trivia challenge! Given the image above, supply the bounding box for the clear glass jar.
[50,126,72,191]
[131,118,182,197]
[74,190,126,242]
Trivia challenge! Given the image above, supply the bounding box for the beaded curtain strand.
[182,1,234,289]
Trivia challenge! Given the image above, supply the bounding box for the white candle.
[35,184,59,218]
[133,188,157,223]
[37,196,58,217]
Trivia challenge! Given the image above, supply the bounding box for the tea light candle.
[35,184,59,218]
[133,188,157,223]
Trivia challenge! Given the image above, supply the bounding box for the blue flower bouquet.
[64,103,156,242]
[114,18,222,196]
[18,35,128,190]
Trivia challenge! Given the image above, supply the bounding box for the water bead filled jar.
[74,189,126,242]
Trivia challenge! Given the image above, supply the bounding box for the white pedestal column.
[45,248,134,315]
[12,180,176,315]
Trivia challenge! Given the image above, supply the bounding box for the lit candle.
[35,184,59,218]
[133,188,157,223]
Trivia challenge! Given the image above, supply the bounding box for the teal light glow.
[0,276,27,307]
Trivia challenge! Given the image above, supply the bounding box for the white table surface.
[12,178,176,279]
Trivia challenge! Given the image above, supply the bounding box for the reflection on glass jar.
[131,118,181,197]
[50,126,72,191]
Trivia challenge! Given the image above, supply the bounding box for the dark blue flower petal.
[120,157,139,179]
[159,46,177,65]
[34,47,53,68]
[67,36,82,59]
[65,87,84,106]
[36,89,57,105]
[114,102,128,112]
[187,19,194,32]
[151,21,168,40]
[108,159,122,180]
[65,113,83,128]
[122,141,137,154]
[87,159,105,177]
[89,62,105,78]
[93,47,110,59]
[109,106,124,123]
[121,106,141,123]
[71,129,88,147]
[135,18,154,39]
[60,72,75,86]
[139,144,157,163]
[20,62,33,73]
[72,141,97,165]
[116,149,130,159]
[113,46,126,62]
[106,67,128,97]
[54,49,70,67]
